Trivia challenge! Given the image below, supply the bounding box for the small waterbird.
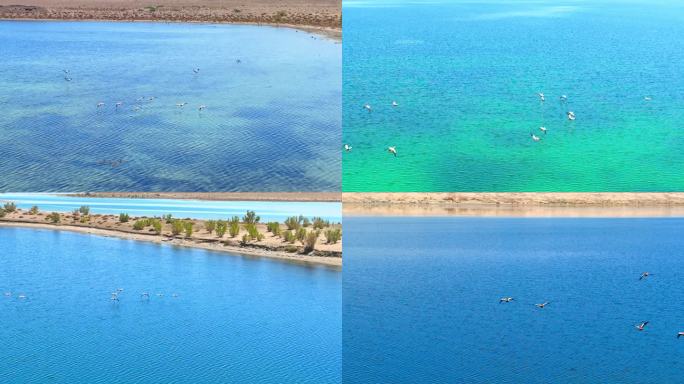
[387,146,397,157]
[64,76,72,82]
[176,102,187,108]
[344,144,352,152]
[678,332,684,339]
[635,321,649,331]
[110,293,119,301]
[97,102,105,108]
[193,68,200,74]
[499,297,514,303]
[539,126,547,134]
[392,101,398,107]
[537,92,545,102]
[3,292,11,297]
[117,288,124,292]
[198,105,206,111]
[559,95,567,102]
[18,294,27,299]
[172,293,179,298]
[639,272,651,280]
[236,59,241,64]
[141,292,150,299]
[115,102,123,108]
[531,133,541,142]
[364,104,372,112]
[156,293,164,297]
[567,111,576,121]
[535,302,550,308]
[62,69,70,74]
[644,96,652,101]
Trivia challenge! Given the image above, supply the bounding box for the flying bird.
[364,104,372,112]
[499,297,514,303]
[535,302,550,308]
[639,272,651,280]
[539,126,547,134]
[344,144,352,152]
[635,321,649,331]
[387,146,397,157]
[567,111,576,121]
[531,133,541,142]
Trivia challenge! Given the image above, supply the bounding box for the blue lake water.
[0,193,341,221]
[0,21,341,192]
[344,216,684,383]
[0,227,341,383]
[343,1,684,191]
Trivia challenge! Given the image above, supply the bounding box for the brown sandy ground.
[69,191,341,202]
[0,208,342,267]
[343,192,684,217]
[0,0,341,37]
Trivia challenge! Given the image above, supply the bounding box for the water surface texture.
[344,216,684,383]
[0,21,341,192]
[343,1,684,191]
[1,227,341,383]
[0,193,341,221]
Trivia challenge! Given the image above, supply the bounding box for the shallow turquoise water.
[0,227,341,383]
[0,193,341,221]
[0,21,341,192]
[344,217,684,383]
[343,1,684,191]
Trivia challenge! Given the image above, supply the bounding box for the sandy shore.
[0,0,341,38]
[343,192,684,217]
[0,210,341,267]
[68,191,341,202]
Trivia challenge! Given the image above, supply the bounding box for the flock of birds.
[344,91,656,154]
[498,271,684,338]
[2,289,179,303]
[62,64,242,113]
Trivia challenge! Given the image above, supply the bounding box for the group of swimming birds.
[343,100,400,157]
[529,92,575,143]
[499,271,684,338]
[61,67,230,112]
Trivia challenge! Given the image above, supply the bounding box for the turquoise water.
[0,21,341,192]
[344,216,684,383]
[343,1,684,191]
[0,227,341,383]
[0,193,341,221]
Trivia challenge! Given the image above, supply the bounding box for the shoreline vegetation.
[0,202,342,267]
[0,0,341,39]
[343,192,684,217]
[67,191,341,202]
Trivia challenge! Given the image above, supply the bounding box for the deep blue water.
[0,227,341,383]
[0,21,341,192]
[344,216,684,383]
[0,193,341,221]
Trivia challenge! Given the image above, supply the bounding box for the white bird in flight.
[539,126,547,134]
[392,101,398,107]
[639,272,651,281]
[344,144,352,152]
[535,302,550,308]
[364,104,372,112]
[198,105,207,111]
[176,102,187,108]
[678,332,684,339]
[635,321,649,331]
[531,134,541,142]
[97,102,105,108]
[387,146,397,157]
[567,111,576,121]
[537,92,545,102]
[499,297,514,303]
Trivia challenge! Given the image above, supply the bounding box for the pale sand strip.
[0,221,341,268]
[343,193,684,217]
[68,192,341,202]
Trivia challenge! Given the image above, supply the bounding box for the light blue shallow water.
[343,1,684,191]
[0,193,341,221]
[344,216,684,383]
[0,21,341,192]
[0,227,341,383]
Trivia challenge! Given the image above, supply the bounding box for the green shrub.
[205,220,216,234]
[29,206,39,215]
[229,220,240,238]
[119,213,130,223]
[47,212,60,224]
[132,220,146,230]
[284,245,298,253]
[242,210,260,224]
[171,220,184,236]
[244,223,259,239]
[303,230,320,253]
[295,228,307,244]
[79,215,90,223]
[324,228,341,244]
[3,202,16,213]
[78,205,90,215]
[163,214,173,224]
[152,219,162,235]
[302,217,311,227]
[0,208,5,218]
[284,216,301,230]
[283,230,296,244]
[184,221,193,238]
[241,233,251,245]
[215,220,227,238]
[267,222,281,236]
[312,217,328,230]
